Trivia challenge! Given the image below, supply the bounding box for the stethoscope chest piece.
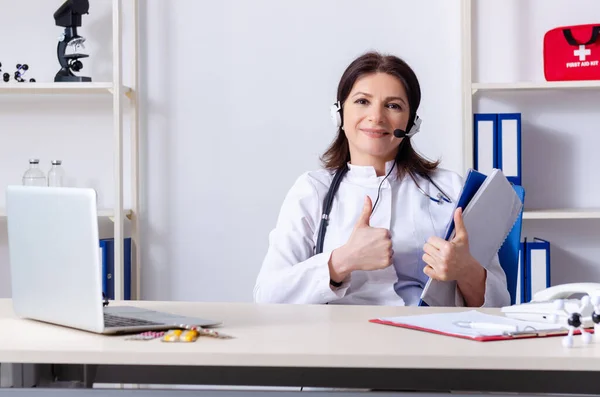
[435,192,445,204]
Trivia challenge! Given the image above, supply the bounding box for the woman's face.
[342,72,410,164]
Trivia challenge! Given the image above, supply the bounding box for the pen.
[454,321,519,333]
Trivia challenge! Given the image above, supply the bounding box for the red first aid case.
[543,24,600,81]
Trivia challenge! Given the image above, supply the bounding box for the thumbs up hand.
[422,207,479,282]
[329,196,394,283]
[354,195,375,229]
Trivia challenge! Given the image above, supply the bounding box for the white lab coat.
[253,160,510,307]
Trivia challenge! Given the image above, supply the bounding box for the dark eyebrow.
[352,92,407,106]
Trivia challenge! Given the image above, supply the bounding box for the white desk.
[1,298,599,394]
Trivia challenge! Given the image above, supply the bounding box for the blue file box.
[473,113,498,175]
[99,238,132,300]
[525,237,551,302]
[497,113,522,185]
[516,241,526,304]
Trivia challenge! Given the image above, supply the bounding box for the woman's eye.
[387,103,402,110]
[355,98,369,105]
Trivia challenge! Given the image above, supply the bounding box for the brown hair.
[320,51,440,180]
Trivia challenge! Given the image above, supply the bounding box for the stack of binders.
[474,113,551,304]
[473,113,522,185]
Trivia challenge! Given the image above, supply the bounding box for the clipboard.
[369,310,591,342]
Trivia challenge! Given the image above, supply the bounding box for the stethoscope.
[315,161,453,255]
[407,169,453,206]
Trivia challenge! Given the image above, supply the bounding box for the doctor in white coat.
[254,51,510,308]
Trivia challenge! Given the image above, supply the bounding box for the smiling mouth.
[361,129,390,138]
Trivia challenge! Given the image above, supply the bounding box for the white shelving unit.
[0,0,140,301]
[461,0,600,221]
[0,82,133,97]
[0,208,133,219]
[523,209,600,220]
[472,80,600,92]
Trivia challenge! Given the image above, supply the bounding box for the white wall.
[139,0,463,302]
[473,0,600,285]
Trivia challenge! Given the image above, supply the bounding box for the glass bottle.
[22,159,46,186]
[48,160,66,187]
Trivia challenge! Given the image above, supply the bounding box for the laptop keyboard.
[104,313,163,328]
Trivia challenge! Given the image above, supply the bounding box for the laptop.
[5,185,221,334]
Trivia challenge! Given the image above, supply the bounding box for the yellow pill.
[162,329,183,342]
[180,330,199,342]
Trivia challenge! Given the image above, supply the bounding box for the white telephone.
[501,283,600,327]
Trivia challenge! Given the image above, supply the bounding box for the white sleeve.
[253,173,351,304]
[454,253,511,307]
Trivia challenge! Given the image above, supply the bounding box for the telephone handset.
[531,282,600,302]
[501,283,600,327]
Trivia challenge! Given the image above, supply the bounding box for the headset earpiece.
[330,101,342,129]
[406,115,422,138]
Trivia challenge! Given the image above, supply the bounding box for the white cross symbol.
[574,45,591,61]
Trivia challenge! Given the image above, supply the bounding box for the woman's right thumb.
[356,196,372,227]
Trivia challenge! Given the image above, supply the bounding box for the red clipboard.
[369,318,591,342]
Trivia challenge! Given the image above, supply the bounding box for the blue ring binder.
[99,237,132,300]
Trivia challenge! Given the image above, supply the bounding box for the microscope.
[54,0,91,82]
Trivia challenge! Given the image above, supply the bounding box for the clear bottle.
[48,160,66,187]
[22,159,46,186]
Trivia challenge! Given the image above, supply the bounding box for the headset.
[329,100,422,138]
[316,100,451,261]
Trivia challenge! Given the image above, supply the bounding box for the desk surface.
[1,299,599,371]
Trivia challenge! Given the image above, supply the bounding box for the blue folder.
[99,238,132,300]
[497,185,525,305]
[525,237,551,302]
[443,168,487,240]
[497,113,522,186]
[516,240,527,304]
[474,113,498,175]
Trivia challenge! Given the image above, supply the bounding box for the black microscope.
[54,0,91,82]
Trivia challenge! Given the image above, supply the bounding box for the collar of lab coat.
[345,159,399,186]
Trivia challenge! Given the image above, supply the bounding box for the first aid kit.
[543,24,600,81]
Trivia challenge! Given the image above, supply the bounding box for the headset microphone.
[393,117,422,139]
[393,129,407,138]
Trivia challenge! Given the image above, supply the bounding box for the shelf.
[0,82,133,98]
[0,208,132,219]
[523,208,600,220]
[472,80,600,93]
